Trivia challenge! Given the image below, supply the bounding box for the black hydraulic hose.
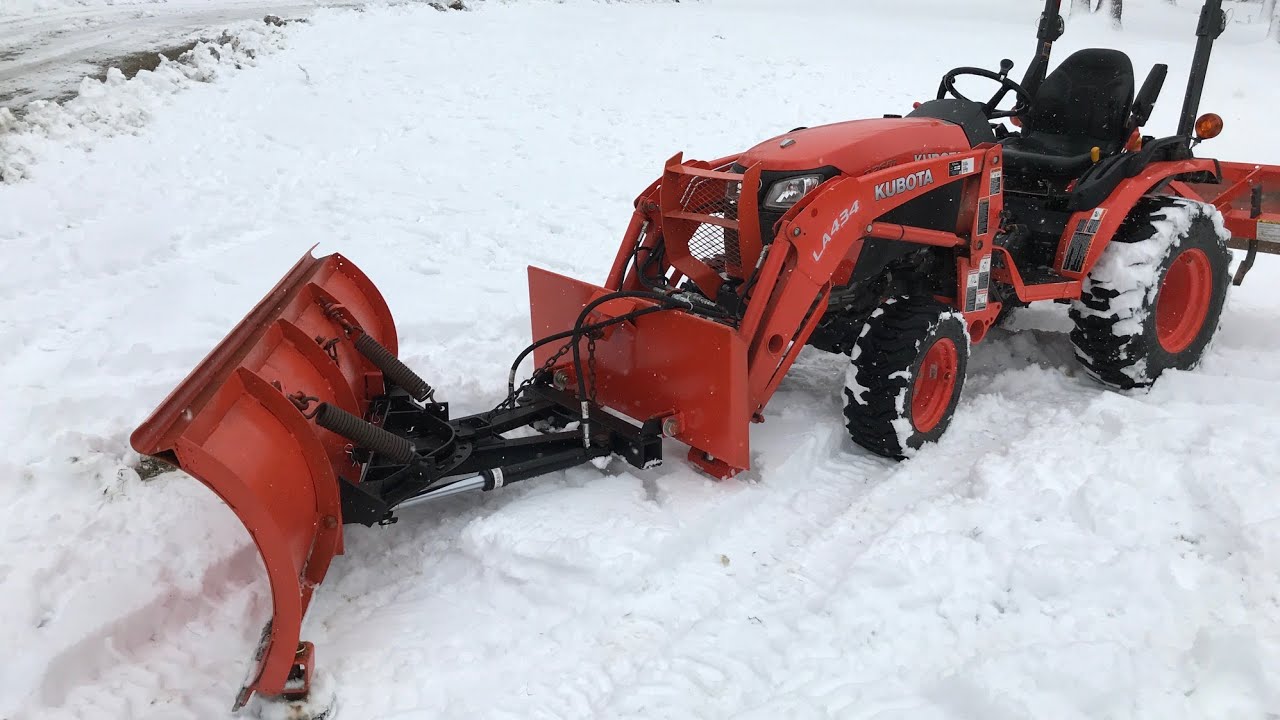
[505,305,674,400]
[314,403,416,465]
[737,245,772,306]
[507,329,577,397]
[635,244,667,290]
[500,289,736,441]
[505,288,734,401]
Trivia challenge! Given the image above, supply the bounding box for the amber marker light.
[1195,113,1224,140]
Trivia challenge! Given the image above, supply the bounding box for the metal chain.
[493,338,575,413]
[586,331,600,407]
[495,325,606,414]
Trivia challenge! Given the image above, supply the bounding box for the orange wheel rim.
[911,338,958,433]
[1156,248,1212,354]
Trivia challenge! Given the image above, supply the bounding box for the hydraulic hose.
[504,305,674,401]
[500,289,735,442]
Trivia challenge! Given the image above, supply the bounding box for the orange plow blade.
[131,250,398,709]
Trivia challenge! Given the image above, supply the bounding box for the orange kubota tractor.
[133,0,1280,710]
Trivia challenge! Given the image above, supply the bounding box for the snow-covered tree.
[1070,0,1094,15]
[1107,0,1124,27]
[1068,0,1120,27]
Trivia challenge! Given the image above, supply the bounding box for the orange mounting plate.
[527,266,751,471]
[130,249,398,709]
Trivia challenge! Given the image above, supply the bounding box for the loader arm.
[738,147,1006,414]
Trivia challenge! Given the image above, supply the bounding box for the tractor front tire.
[844,298,970,459]
[1070,197,1231,390]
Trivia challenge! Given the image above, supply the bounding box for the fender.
[1055,158,1217,278]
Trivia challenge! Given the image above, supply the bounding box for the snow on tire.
[844,297,970,459]
[1070,196,1231,389]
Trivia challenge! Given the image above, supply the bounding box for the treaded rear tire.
[1070,196,1231,390]
[844,297,970,459]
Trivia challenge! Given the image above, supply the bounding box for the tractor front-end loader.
[132,0,1280,711]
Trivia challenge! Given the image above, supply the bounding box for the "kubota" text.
[874,169,934,201]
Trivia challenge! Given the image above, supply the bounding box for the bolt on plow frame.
[132,0,1280,712]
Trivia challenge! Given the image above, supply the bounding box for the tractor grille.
[680,175,742,276]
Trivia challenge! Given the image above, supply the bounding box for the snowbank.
[1,25,286,182]
[0,0,151,14]
[0,0,682,18]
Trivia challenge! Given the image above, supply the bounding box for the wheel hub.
[911,338,958,433]
[1155,248,1213,354]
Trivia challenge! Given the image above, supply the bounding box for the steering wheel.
[937,61,1033,120]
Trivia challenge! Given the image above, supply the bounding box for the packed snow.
[3,0,1280,718]
[0,1,374,110]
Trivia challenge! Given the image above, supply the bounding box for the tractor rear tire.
[1069,196,1231,390]
[844,297,970,459]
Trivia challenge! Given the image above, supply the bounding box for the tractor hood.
[739,118,974,176]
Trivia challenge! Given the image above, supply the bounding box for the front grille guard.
[659,155,763,298]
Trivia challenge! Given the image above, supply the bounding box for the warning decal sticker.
[1062,210,1107,274]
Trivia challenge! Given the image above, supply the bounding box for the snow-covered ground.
[0,0,373,109]
[3,0,1280,718]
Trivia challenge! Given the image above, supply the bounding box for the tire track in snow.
[297,324,1092,718]
[578,444,900,718]
[284,349,899,718]
[585,328,1099,717]
[528,323,1081,713]
[453,359,899,715]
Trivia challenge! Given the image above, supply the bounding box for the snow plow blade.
[130,250,399,710]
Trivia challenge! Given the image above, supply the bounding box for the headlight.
[763,174,823,210]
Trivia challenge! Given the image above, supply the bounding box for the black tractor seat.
[1003,132,1105,177]
[1001,48,1136,184]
